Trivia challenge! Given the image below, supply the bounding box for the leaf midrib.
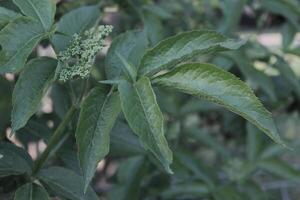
[3,31,46,71]
[27,0,47,30]
[133,82,165,161]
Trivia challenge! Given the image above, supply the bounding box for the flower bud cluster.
[57,25,113,81]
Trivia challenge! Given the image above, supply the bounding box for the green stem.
[32,105,76,175]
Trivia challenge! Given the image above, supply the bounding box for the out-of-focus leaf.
[16,119,52,145]
[0,77,12,134]
[37,167,98,200]
[76,87,120,191]
[161,182,209,199]
[273,57,300,98]
[211,55,234,71]
[110,120,145,157]
[261,0,300,29]
[139,30,245,76]
[212,185,243,200]
[12,0,55,31]
[0,17,48,73]
[228,51,276,101]
[0,7,20,30]
[142,4,173,19]
[0,142,33,177]
[153,63,284,146]
[108,156,146,200]
[142,10,164,46]
[105,30,148,79]
[219,0,246,34]
[51,6,100,51]
[175,150,215,186]
[258,158,300,182]
[14,183,49,200]
[281,22,297,49]
[241,181,267,200]
[118,77,173,173]
[187,127,230,159]
[51,83,71,119]
[246,123,263,162]
[11,57,57,131]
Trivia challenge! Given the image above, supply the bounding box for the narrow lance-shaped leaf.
[37,167,98,200]
[138,30,245,76]
[76,87,121,191]
[118,76,173,173]
[153,63,285,146]
[12,0,56,31]
[14,183,49,200]
[0,17,48,73]
[12,57,57,131]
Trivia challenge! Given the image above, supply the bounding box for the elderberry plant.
[1,0,300,199]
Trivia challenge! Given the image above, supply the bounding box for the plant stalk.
[32,105,76,175]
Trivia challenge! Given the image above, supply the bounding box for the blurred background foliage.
[1,0,300,199]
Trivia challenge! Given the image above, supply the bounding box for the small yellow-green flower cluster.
[57,25,113,81]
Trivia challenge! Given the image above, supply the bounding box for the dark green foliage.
[0,0,300,199]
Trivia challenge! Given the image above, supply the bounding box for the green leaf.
[219,0,246,34]
[51,83,72,120]
[108,156,146,200]
[246,123,263,162]
[258,158,300,182]
[226,51,277,101]
[37,166,98,200]
[187,127,230,159]
[76,87,120,191]
[110,121,145,157]
[14,183,49,200]
[0,142,33,177]
[12,57,57,131]
[51,6,100,52]
[12,0,56,31]
[105,30,148,79]
[153,63,284,146]
[0,17,48,73]
[261,0,300,29]
[212,185,243,200]
[161,182,209,199]
[118,76,173,173]
[138,30,245,76]
[281,22,297,49]
[273,57,300,99]
[0,7,20,30]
